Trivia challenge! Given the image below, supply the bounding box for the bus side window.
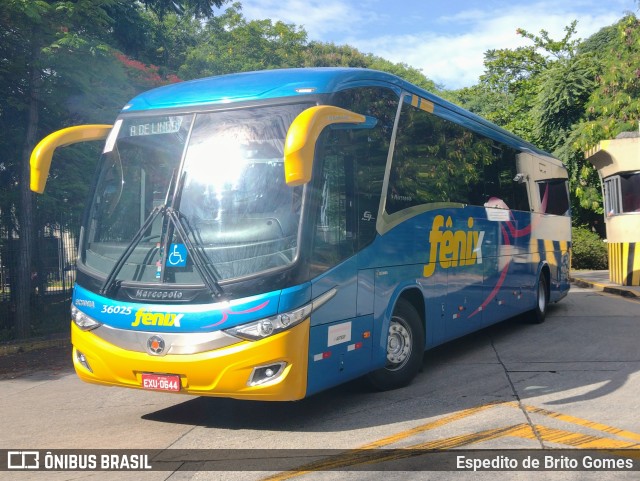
[387,99,448,213]
[388,97,535,215]
[537,179,570,216]
[482,144,530,212]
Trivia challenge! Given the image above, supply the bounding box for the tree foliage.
[180,3,308,78]
[304,42,438,92]
[1,0,123,337]
[453,15,640,219]
[141,0,225,20]
[0,0,221,338]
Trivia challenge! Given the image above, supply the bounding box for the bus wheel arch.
[367,290,425,391]
[531,264,550,324]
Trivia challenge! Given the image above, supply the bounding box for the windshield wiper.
[99,172,224,300]
[99,205,164,297]
[164,207,224,299]
[99,204,225,299]
[100,167,182,297]
[163,171,223,299]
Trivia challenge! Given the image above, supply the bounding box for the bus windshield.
[82,103,309,286]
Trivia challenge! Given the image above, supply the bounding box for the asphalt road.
[1,283,639,480]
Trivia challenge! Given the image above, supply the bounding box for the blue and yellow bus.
[30,68,571,400]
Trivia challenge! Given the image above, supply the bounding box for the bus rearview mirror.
[283,106,368,186]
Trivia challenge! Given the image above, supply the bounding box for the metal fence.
[0,220,78,305]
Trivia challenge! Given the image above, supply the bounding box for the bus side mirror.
[30,124,113,193]
[283,106,366,186]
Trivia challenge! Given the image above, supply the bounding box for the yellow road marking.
[518,404,640,443]
[262,402,640,480]
[262,402,509,481]
[264,425,535,480]
[408,424,534,450]
[360,400,505,449]
[517,425,640,450]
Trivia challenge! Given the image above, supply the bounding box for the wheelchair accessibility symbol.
[167,243,187,267]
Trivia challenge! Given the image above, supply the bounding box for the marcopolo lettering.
[135,289,184,300]
[131,309,183,328]
[423,215,485,278]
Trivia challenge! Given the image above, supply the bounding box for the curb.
[570,277,639,299]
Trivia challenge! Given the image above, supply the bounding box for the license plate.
[141,373,181,392]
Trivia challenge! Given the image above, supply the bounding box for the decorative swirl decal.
[201,300,270,328]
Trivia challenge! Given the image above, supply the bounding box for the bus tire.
[367,298,424,391]
[531,272,548,324]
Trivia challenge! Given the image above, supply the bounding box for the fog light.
[248,362,286,386]
[76,350,93,373]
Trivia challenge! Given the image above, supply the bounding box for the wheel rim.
[538,281,546,312]
[386,316,412,371]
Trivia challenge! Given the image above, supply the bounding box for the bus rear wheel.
[367,298,424,391]
[531,272,548,324]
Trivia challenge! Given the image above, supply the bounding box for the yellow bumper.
[71,319,309,401]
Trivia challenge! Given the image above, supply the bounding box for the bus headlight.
[71,305,102,331]
[224,288,336,341]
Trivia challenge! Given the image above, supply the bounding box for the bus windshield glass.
[82,103,309,286]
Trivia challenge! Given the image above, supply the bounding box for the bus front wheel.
[367,298,424,391]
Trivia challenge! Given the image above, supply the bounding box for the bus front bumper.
[70,319,310,401]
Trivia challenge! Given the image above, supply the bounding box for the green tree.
[561,15,640,215]
[474,43,547,140]
[473,23,585,142]
[141,0,225,20]
[180,3,307,79]
[574,15,640,147]
[446,83,514,127]
[304,41,438,92]
[1,0,215,338]
[180,4,439,90]
[0,0,120,338]
[534,54,597,153]
[304,42,370,68]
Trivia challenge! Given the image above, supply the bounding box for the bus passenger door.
[304,150,374,397]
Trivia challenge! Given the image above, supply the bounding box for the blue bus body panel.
[365,206,568,370]
[304,256,374,396]
[123,68,397,111]
[306,315,373,396]
[300,203,569,396]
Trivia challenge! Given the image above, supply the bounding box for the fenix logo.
[423,215,485,278]
[131,309,183,328]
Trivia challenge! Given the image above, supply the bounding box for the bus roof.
[123,68,551,157]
